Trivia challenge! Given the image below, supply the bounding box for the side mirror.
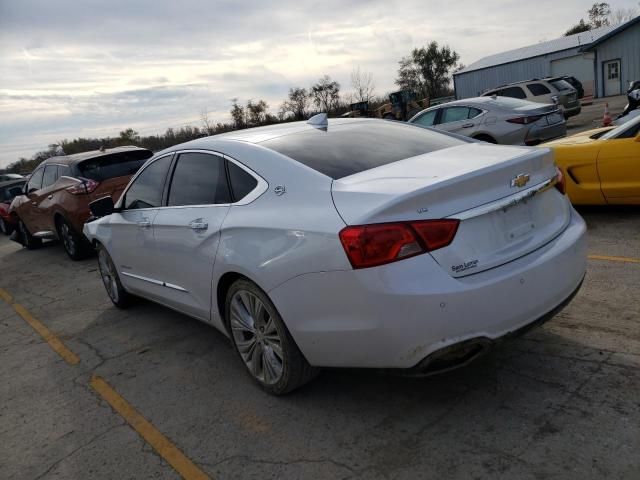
[89,196,115,217]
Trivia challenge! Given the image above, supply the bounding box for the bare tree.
[588,2,611,28]
[609,7,638,25]
[200,108,215,135]
[311,75,341,114]
[350,66,376,103]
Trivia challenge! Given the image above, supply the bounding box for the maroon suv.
[11,146,152,259]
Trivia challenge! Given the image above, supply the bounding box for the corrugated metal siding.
[594,23,640,97]
[454,48,581,99]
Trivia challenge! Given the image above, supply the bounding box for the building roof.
[455,23,619,75]
[581,15,640,50]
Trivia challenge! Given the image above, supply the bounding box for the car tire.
[225,279,319,395]
[56,217,91,260]
[97,243,131,308]
[18,219,42,250]
[0,217,11,235]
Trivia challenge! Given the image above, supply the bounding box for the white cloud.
[1,0,638,166]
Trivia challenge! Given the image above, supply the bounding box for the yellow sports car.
[543,115,640,205]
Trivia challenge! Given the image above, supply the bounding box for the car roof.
[40,145,151,167]
[157,118,391,152]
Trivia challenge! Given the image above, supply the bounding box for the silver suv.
[482,77,581,118]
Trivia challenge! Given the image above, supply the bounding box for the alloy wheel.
[230,290,284,385]
[98,248,120,303]
[60,222,76,256]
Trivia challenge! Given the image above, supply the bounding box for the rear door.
[151,151,232,321]
[435,106,483,136]
[597,127,640,202]
[109,154,174,298]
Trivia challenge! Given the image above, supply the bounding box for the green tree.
[280,87,310,120]
[118,128,140,145]
[311,75,341,114]
[565,19,592,36]
[395,42,460,99]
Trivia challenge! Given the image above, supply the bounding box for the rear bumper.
[269,208,587,368]
[525,121,567,145]
[563,104,581,118]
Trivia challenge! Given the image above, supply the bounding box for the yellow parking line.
[588,255,640,264]
[0,287,13,303]
[90,375,210,480]
[0,288,79,365]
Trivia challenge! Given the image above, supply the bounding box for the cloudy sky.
[0,0,637,167]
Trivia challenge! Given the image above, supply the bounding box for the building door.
[604,60,621,96]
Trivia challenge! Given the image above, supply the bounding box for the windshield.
[601,115,640,140]
[0,181,25,201]
[261,121,467,179]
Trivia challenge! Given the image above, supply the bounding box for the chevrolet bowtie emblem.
[511,173,530,188]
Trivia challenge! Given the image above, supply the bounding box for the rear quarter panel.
[552,143,605,205]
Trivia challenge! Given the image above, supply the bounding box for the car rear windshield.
[77,150,153,181]
[549,79,574,92]
[260,122,466,179]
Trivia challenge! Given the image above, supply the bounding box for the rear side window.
[441,107,470,123]
[57,165,70,179]
[27,168,44,192]
[42,165,59,188]
[549,79,574,92]
[261,122,466,179]
[168,153,231,206]
[124,155,172,210]
[500,87,527,99]
[527,83,551,96]
[228,162,258,201]
[78,150,152,181]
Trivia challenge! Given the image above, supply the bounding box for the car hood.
[543,127,613,146]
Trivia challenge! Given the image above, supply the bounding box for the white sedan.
[84,115,587,394]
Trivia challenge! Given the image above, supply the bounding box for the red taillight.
[339,219,459,269]
[554,167,566,195]
[66,178,99,195]
[506,115,542,125]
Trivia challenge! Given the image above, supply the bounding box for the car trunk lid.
[332,143,570,276]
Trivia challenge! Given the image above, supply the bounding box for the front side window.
[500,87,527,99]
[27,168,44,193]
[441,107,470,124]
[123,155,173,210]
[168,153,231,206]
[42,165,59,188]
[527,83,551,96]
[412,109,437,126]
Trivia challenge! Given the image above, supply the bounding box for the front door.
[109,154,173,299]
[151,151,231,321]
[604,60,621,96]
[597,135,640,203]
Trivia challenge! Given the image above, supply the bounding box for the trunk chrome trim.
[449,177,557,221]
[120,272,189,292]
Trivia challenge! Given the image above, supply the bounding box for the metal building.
[454,16,640,99]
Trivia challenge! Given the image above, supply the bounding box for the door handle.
[462,123,474,128]
[137,219,151,228]
[189,219,208,231]
[47,195,53,200]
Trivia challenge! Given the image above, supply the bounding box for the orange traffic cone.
[602,102,612,126]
